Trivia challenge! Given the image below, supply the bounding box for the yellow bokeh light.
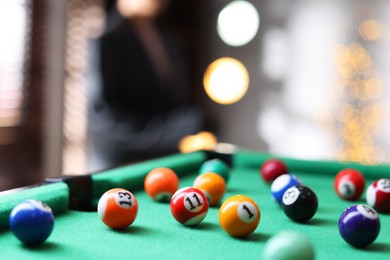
[178,131,218,153]
[363,78,383,99]
[359,20,383,41]
[203,57,249,105]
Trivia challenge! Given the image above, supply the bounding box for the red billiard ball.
[170,187,209,226]
[97,188,138,229]
[144,167,179,202]
[260,159,288,183]
[218,195,261,237]
[366,178,390,213]
[193,172,226,206]
[334,169,365,201]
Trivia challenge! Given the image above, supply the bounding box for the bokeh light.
[203,57,249,105]
[217,0,260,47]
[178,131,218,153]
[331,42,385,164]
[359,20,383,41]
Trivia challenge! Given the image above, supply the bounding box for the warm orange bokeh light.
[178,131,218,153]
[203,57,249,105]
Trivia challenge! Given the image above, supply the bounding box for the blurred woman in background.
[88,0,203,170]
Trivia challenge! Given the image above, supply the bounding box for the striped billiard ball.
[366,178,390,213]
[170,187,209,226]
[271,174,302,204]
[97,188,138,229]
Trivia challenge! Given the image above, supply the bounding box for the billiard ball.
[366,178,390,213]
[193,172,226,206]
[338,204,380,248]
[144,167,179,202]
[9,199,54,246]
[263,231,315,260]
[281,185,318,222]
[260,159,289,183]
[199,159,230,183]
[218,195,260,237]
[97,188,138,229]
[170,187,209,226]
[271,174,302,204]
[334,168,365,201]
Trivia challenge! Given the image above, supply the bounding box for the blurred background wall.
[1,0,390,190]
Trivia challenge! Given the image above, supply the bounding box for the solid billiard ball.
[366,178,390,213]
[263,231,314,260]
[144,167,179,202]
[260,159,289,183]
[170,187,209,226]
[97,188,138,229]
[218,195,260,237]
[281,185,318,222]
[338,204,380,248]
[271,174,302,204]
[9,199,54,246]
[193,172,226,206]
[334,168,365,201]
[199,159,230,183]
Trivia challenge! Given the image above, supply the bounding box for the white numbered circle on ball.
[282,186,299,205]
[184,192,204,212]
[237,202,258,223]
[114,190,134,209]
[377,178,390,193]
[357,204,378,220]
[28,200,53,213]
[338,179,355,198]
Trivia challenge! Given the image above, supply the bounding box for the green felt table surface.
[0,150,389,259]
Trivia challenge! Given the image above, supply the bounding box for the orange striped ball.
[98,188,138,229]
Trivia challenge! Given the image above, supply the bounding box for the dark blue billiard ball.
[271,174,302,204]
[282,185,318,223]
[338,204,380,248]
[9,200,55,246]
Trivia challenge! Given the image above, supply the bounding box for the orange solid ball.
[219,195,260,237]
[144,167,179,202]
[97,188,138,229]
[193,172,226,206]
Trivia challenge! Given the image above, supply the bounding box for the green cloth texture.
[1,162,389,259]
[1,150,389,259]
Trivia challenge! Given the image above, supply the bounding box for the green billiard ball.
[263,231,314,260]
[199,159,230,183]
